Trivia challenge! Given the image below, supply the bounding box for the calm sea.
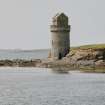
[0,68,105,105]
[0,50,105,105]
[0,49,49,60]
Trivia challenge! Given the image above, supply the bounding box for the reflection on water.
[51,68,69,74]
[0,68,105,105]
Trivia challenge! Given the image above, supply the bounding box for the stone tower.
[50,13,70,60]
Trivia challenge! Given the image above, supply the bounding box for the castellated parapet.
[50,13,70,60]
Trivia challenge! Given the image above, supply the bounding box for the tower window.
[52,40,53,45]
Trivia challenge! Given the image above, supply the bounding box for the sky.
[0,0,105,49]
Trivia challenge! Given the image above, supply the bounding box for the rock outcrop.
[61,48,105,71]
[0,47,105,72]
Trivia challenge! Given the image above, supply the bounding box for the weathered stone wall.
[50,13,70,60]
[51,30,70,59]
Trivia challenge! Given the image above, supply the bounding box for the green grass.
[71,44,105,50]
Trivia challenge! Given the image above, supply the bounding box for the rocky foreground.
[44,47,105,72]
[0,44,105,72]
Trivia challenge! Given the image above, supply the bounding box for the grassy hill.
[71,44,105,50]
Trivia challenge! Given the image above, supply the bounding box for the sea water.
[0,50,105,105]
[0,49,48,60]
[0,68,105,105]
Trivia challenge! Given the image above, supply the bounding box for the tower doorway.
[58,53,62,59]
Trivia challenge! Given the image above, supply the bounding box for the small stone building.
[50,13,70,60]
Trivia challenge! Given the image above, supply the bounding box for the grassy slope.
[71,44,105,50]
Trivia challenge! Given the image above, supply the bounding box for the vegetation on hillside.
[71,44,105,50]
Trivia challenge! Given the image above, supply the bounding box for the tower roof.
[52,13,69,26]
[53,13,68,20]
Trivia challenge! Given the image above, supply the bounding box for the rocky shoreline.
[0,58,104,72]
[0,59,42,67]
[0,47,105,73]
